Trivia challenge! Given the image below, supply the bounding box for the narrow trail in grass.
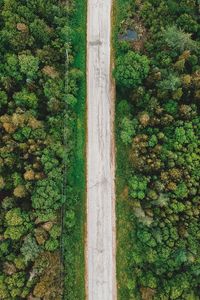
[86,0,116,299]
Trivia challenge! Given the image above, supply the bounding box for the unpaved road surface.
[86,0,116,299]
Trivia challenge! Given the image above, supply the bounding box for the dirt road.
[86,0,116,299]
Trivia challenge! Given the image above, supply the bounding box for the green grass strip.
[63,0,87,299]
[113,0,137,299]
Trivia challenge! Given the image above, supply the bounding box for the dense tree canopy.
[115,0,200,299]
[0,0,84,298]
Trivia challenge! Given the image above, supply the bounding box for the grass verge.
[113,0,136,299]
[63,0,87,299]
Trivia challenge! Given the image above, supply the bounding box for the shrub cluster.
[115,0,200,299]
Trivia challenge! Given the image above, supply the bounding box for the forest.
[114,0,200,299]
[0,0,86,299]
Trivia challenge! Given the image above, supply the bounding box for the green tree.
[30,18,51,45]
[21,234,40,263]
[31,178,62,210]
[164,100,178,115]
[0,91,8,109]
[158,74,181,92]
[162,26,198,52]
[177,14,198,33]
[4,208,31,240]
[13,89,38,109]
[5,208,24,226]
[114,51,150,88]
[0,275,9,299]
[18,54,39,79]
[174,182,188,198]
[45,238,59,251]
[5,272,26,298]
[4,54,21,81]
[120,117,136,145]
[129,175,148,200]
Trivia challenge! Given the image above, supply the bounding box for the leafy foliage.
[0,0,85,298]
[114,51,150,88]
[162,25,198,52]
[115,0,200,299]
[18,54,39,80]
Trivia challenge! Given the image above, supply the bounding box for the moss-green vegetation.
[114,0,200,299]
[0,0,86,299]
[62,0,86,299]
